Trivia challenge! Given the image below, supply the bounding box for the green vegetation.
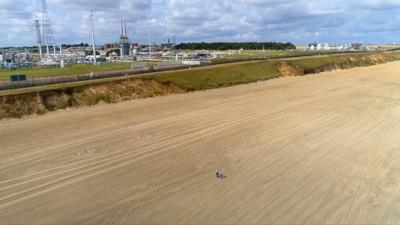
[86,94,112,106]
[62,43,89,48]
[210,49,359,64]
[0,62,140,81]
[151,61,279,91]
[286,52,400,72]
[286,55,354,69]
[176,42,296,50]
[84,50,101,56]
[212,50,293,63]
[106,49,121,57]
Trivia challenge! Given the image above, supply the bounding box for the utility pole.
[147,12,153,61]
[90,10,97,65]
[148,30,152,61]
[120,20,124,60]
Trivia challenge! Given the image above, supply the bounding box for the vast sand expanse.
[2,62,400,224]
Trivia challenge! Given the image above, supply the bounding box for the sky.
[1,0,400,47]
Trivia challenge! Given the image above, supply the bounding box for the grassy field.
[0,62,147,81]
[211,50,293,63]
[211,49,351,63]
[152,61,279,91]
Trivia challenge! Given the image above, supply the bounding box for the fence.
[0,63,205,91]
[0,67,149,91]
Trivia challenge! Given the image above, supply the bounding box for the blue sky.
[2,0,400,47]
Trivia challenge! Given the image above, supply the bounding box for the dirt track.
[2,62,400,224]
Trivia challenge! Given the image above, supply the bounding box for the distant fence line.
[0,63,202,91]
[0,50,391,91]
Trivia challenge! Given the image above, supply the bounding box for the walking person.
[215,169,224,179]
[216,169,220,178]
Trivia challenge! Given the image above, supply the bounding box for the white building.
[182,60,202,66]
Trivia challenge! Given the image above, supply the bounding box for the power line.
[41,0,56,59]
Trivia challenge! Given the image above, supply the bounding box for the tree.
[175,42,296,50]
[106,49,120,57]
[85,50,100,56]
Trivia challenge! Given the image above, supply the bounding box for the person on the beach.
[216,169,223,179]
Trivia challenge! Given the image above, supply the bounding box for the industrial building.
[307,42,369,51]
[0,2,221,70]
[0,48,34,69]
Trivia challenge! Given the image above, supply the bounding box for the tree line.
[175,42,296,50]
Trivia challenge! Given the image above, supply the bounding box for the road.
[2,62,400,224]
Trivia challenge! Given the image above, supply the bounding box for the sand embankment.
[1,52,400,120]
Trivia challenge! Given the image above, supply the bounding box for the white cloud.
[1,0,400,46]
